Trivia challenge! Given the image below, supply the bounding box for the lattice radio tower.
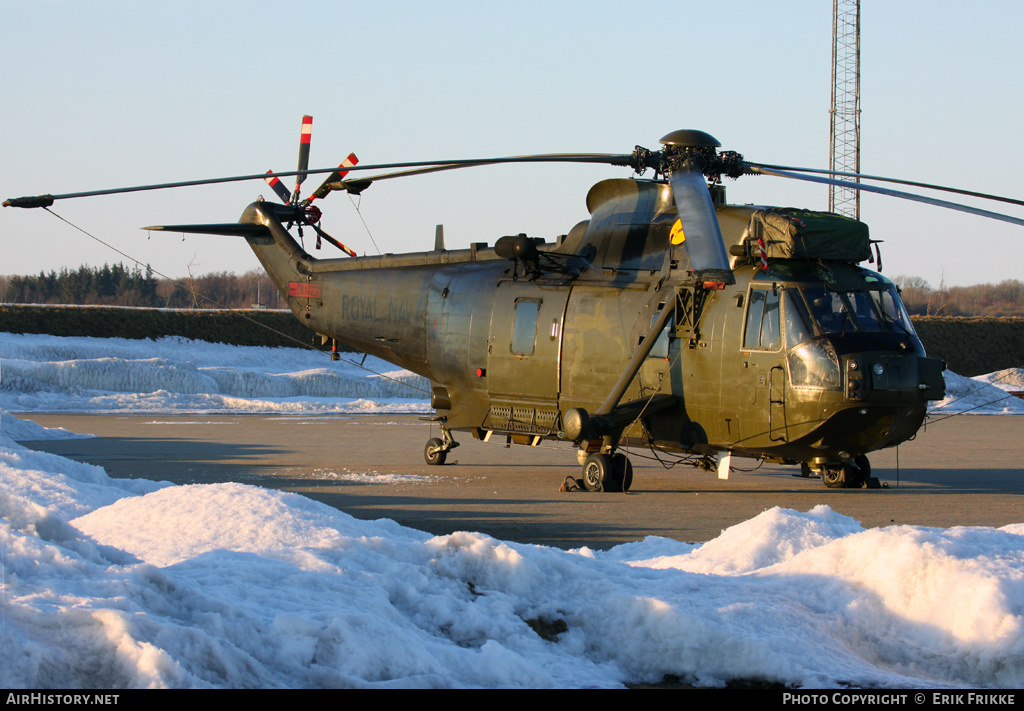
[830,0,861,218]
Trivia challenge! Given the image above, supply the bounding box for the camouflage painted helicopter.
[8,119,1024,491]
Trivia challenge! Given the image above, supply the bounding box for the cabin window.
[743,288,781,350]
[642,310,671,359]
[511,299,540,355]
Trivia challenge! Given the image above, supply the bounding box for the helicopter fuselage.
[241,177,944,475]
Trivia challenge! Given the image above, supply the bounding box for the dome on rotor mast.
[658,129,721,148]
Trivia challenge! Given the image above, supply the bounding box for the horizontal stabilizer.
[141,223,272,238]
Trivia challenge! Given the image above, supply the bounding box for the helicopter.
[7,119,1024,492]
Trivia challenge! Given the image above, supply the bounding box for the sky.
[2,333,1024,688]
[2,1,1023,287]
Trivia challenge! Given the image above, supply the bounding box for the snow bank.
[934,369,1024,415]
[0,332,430,414]
[3,419,1024,688]
[3,332,1024,688]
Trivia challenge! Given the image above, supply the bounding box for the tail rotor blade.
[307,153,359,203]
[294,115,313,195]
[264,170,292,203]
[312,224,357,257]
[668,167,734,285]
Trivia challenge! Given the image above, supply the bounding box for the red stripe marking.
[288,282,321,298]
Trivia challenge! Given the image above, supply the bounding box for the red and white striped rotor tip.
[295,115,313,180]
[306,153,360,204]
[264,171,291,203]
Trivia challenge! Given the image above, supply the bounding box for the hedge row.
[911,317,1024,377]
[0,304,325,350]
[1,305,1022,376]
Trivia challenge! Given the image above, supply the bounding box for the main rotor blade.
[141,223,272,238]
[747,162,1024,209]
[325,160,507,191]
[322,154,639,194]
[746,165,1024,228]
[668,167,735,285]
[4,153,633,207]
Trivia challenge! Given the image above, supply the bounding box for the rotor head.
[658,129,721,148]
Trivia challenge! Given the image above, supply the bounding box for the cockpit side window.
[847,290,884,330]
[803,287,855,334]
[871,287,917,334]
[784,290,813,347]
[744,288,781,350]
[744,289,765,348]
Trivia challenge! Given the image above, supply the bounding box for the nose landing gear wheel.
[850,454,880,488]
[821,464,846,489]
[424,437,447,466]
[821,455,877,489]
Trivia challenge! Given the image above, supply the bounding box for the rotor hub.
[627,130,744,181]
[658,129,721,148]
[303,205,322,225]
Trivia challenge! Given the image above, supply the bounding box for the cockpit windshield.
[799,284,915,337]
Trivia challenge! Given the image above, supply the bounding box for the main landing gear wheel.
[582,453,613,492]
[612,453,633,493]
[424,437,447,466]
[580,452,632,492]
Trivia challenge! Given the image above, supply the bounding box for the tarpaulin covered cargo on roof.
[747,208,871,262]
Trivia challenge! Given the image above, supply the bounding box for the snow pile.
[3,420,1024,688]
[0,410,95,441]
[0,332,429,414]
[976,367,1024,392]
[3,332,1024,687]
[934,369,1024,415]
